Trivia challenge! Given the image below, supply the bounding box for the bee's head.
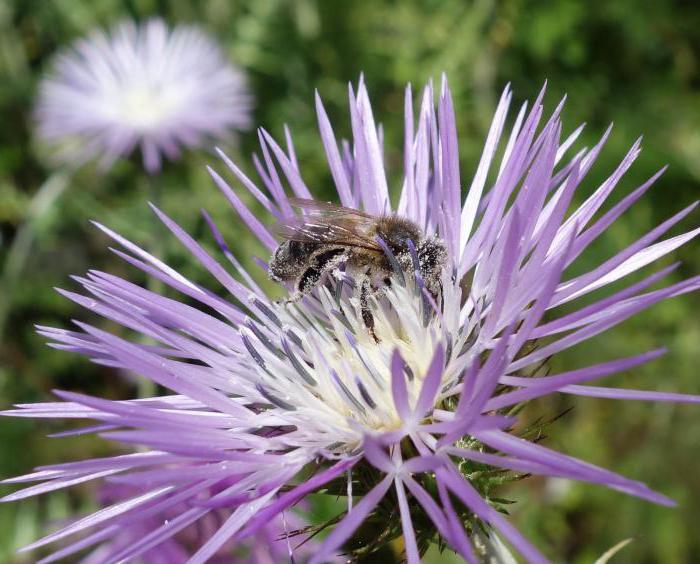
[269,240,317,282]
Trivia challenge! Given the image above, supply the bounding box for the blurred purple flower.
[4,77,699,563]
[72,485,327,564]
[34,18,251,172]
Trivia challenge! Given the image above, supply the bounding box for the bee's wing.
[275,199,382,252]
[287,197,376,219]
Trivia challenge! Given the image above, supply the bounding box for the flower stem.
[137,173,165,398]
[0,170,72,342]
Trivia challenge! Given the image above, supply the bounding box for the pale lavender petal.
[532,263,679,337]
[220,145,280,216]
[436,480,478,564]
[413,344,445,419]
[460,85,512,249]
[556,202,698,304]
[362,436,395,473]
[438,76,461,257]
[20,487,172,551]
[395,478,420,564]
[474,430,675,506]
[490,349,666,410]
[260,129,313,199]
[205,169,278,252]
[315,91,353,207]
[559,385,700,403]
[390,350,411,421]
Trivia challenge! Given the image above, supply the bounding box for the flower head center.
[116,80,184,131]
[248,273,468,450]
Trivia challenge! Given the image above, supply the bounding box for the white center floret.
[115,81,184,131]
[242,274,476,451]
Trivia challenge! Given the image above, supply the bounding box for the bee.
[269,198,447,330]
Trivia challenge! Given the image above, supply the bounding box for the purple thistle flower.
[34,18,251,172]
[4,76,699,562]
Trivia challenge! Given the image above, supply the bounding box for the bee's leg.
[277,265,323,304]
[284,249,348,304]
[314,250,348,289]
[297,265,324,296]
[360,276,378,342]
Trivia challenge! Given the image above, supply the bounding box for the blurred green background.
[1,0,699,562]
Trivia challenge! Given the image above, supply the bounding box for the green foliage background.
[0,0,699,562]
